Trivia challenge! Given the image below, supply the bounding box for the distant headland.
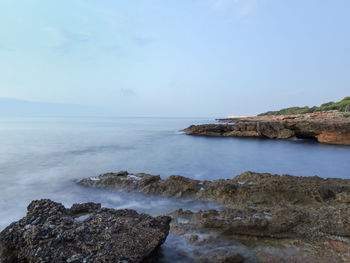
[184,97,350,145]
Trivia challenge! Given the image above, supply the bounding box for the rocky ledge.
[184,111,350,145]
[77,171,350,262]
[77,171,350,206]
[0,199,170,263]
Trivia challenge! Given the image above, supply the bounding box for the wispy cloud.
[0,43,13,52]
[211,0,259,20]
[119,88,135,96]
[44,26,91,54]
[132,36,154,47]
[237,0,258,18]
[212,0,236,10]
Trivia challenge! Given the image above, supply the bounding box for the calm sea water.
[0,117,349,261]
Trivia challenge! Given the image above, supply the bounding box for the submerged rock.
[0,199,170,263]
[184,111,350,145]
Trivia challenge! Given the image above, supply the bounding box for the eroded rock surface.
[77,171,350,262]
[169,207,350,263]
[77,171,350,206]
[0,199,170,263]
[184,111,350,145]
[169,204,350,241]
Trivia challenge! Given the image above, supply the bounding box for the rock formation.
[77,171,350,206]
[77,171,350,262]
[184,111,350,145]
[169,206,350,263]
[0,199,170,263]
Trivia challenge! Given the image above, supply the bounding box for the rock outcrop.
[169,206,350,263]
[0,199,170,263]
[77,171,350,206]
[77,171,350,262]
[170,204,350,240]
[184,111,350,145]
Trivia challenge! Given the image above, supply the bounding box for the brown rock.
[76,171,350,262]
[77,171,350,206]
[184,111,350,145]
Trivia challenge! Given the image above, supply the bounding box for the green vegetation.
[342,113,350,118]
[259,97,350,116]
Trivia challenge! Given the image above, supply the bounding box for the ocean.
[0,116,349,261]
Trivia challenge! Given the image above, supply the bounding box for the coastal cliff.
[184,111,350,145]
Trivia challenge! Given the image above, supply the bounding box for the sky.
[0,0,349,117]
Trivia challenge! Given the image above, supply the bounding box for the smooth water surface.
[0,117,349,261]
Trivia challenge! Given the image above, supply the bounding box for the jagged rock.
[77,171,350,206]
[0,199,170,263]
[167,204,350,262]
[76,171,350,262]
[169,204,350,240]
[184,111,350,145]
[336,192,350,203]
[68,202,101,215]
[166,205,350,262]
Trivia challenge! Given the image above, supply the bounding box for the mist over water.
[0,116,349,261]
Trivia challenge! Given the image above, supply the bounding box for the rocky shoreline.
[1,170,349,262]
[184,111,350,145]
[75,171,350,262]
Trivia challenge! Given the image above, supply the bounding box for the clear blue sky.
[0,0,349,117]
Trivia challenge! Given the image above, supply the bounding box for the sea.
[0,116,349,262]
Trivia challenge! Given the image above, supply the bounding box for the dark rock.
[0,199,171,263]
[68,202,101,216]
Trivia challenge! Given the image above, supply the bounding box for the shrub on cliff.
[259,96,350,116]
